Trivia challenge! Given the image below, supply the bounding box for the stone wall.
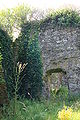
[39,26,80,93]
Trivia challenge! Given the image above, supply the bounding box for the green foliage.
[0,5,43,99]
[0,5,30,37]
[1,96,80,120]
[26,33,43,99]
[0,52,2,70]
[18,22,43,99]
[0,52,3,82]
[1,99,61,120]
[56,86,68,100]
[40,9,80,29]
[50,86,68,102]
[0,29,14,98]
[0,46,5,83]
[1,6,79,100]
[0,5,31,98]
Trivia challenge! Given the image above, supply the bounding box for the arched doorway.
[43,68,66,98]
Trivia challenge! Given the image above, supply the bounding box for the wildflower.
[58,106,72,120]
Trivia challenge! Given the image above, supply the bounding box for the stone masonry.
[39,26,80,94]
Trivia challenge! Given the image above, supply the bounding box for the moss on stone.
[46,68,66,76]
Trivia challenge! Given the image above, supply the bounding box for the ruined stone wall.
[39,26,80,93]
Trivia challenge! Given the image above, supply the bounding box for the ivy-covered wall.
[0,7,80,98]
[39,9,80,94]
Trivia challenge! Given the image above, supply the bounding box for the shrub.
[0,5,30,37]
[40,9,80,29]
[0,5,31,98]
[26,33,43,99]
[0,29,14,98]
[0,52,3,81]
[18,22,43,99]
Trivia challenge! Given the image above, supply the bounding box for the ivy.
[17,22,43,99]
[0,51,3,82]
[0,29,14,98]
[1,6,79,99]
[0,5,31,99]
[40,9,80,29]
[0,5,43,99]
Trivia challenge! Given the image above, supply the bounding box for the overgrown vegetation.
[1,92,80,120]
[17,22,43,99]
[40,9,80,29]
[0,5,30,37]
[0,29,14,98]
[0,51,3,83]
[0,5,80,120]
[0,5,43,99]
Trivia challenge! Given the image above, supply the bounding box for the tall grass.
[1,86,80,120]
[1,94,80,120]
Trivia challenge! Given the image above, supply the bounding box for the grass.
[1,99,60,120]
[1,92,80,120]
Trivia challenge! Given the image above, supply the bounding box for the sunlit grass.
[1,95,80,120]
